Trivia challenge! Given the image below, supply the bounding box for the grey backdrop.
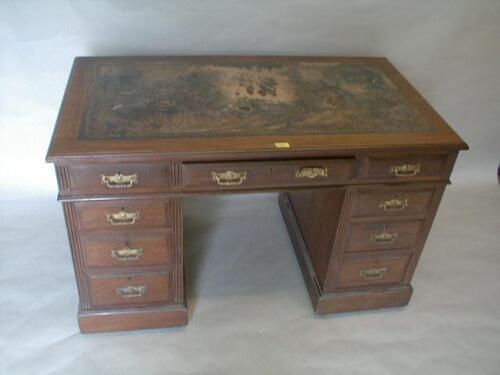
[0,1,499,374]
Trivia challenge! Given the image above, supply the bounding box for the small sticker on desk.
[274,142,290,148]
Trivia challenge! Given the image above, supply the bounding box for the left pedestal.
[62,197,187,333]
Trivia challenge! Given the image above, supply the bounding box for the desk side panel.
[286,189,346,288]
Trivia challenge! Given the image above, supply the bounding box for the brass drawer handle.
[101,172,138,188]
[360,267,387,280]
[116,285,146,298]
[390,163,420,177]
[106,209,140,225]
[378,198,408,212]
[211,171,247,186]
[111,247,144,260]
[295,167,328,179]
[370,232,398,244]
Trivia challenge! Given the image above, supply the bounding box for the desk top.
[47,56,467,162]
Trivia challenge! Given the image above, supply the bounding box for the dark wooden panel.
[80,229,172,268]
[74,199,172,231]
[87,270,172,308]
[345,220,424,253]
[78,304,188,333]
[334,253,412,289]
[286,189,346,287]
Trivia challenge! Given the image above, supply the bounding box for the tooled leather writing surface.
[79,60,435,140]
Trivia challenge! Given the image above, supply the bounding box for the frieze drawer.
[57,163,173,195]
[364,154,449,180]
[182,158,356,191]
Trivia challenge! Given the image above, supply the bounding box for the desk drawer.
[345,220,424,253]
[335,253,411,289]
[74,199,172,231]
[270,158,355,186]
[365,154,448,180]
[182,158,356,190]
[88,270,172,308]
[351,188,435,218]
[81,230,172,268]
[60,163,172,194]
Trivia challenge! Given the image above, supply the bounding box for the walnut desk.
[46,56,467,333]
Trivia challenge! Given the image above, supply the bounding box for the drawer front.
[63,163,172,194]
[345,220,424,253]
[351,189,435,218]
[182,158,356,190]
[336,254,412,289]
[75,199,172,231]
[270,158,356,186]
[88,271,172,307]
[81,230,172,268]
[182,161,271,190]
[365,155,448,180]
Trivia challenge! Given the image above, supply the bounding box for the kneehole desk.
[46,56,467,333]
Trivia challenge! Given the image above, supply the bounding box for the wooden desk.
[46,56,467,333]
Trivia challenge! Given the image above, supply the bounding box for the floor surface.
[0,184,499,374]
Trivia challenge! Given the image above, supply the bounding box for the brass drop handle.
[211,171,247,186]
[295,167,328,179]
[370,232,398,244]
[390,163,420,177]
[106,209,140,225]
[379,198,408,212]
[116,285,146,298]
[101,172,138,188]
[360,267,387,280]
[111,247,144,260]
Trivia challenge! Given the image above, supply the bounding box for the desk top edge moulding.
[46,56,467,333]
[46,56,467,162]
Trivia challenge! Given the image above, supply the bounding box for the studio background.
[1,1,499,374]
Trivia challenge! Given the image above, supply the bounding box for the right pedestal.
[279,184,445,314]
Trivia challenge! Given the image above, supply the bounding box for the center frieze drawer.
[181,158,356,190]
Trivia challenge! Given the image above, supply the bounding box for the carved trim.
[56,165,72,191]
[171,162,182,188]
[324,189,355,289]
[402,184,446,284]
[171,197,184,303]
[63,202,90,309]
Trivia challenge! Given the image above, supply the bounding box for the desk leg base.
[279,192,413,314]
[78,304,188,333]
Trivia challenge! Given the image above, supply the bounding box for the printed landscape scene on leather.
[80,60,435,140]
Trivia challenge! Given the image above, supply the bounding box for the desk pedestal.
[279,184,444,314]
